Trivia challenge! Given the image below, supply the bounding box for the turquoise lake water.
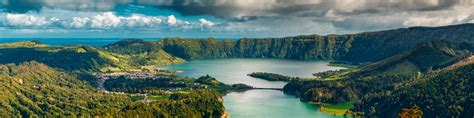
[162,58,345,118]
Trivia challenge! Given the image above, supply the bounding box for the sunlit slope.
[0,61,225,117]
[0,41,184,72]
[283,41,474,117]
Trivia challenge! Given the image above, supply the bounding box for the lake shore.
[308,101,355,116]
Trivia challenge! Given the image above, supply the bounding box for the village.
[94,70,210,94]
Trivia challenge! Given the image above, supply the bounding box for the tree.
[398,105,423,118]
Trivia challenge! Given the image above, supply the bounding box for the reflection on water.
[162,58,344,88]
[162,58,345,118]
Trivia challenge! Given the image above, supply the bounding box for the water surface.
[162,58,345,118]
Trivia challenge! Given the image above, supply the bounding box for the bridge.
[252,87,283,91]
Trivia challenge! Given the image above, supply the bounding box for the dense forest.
[104,74,253,94]
[0,46,110,71]
[154,24,474,64]
[84,24,474,67]
[0,61,225,117]
[283,40,474,117]
[355,63,474,117]
[248,72,299,82]
[0,41,184,73]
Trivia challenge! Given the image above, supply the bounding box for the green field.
[148,95,169,101]
[319,101,355,116]
[128,94,146,102]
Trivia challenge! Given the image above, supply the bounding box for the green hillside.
[155,24,474,64]
[0,41,47,48]
[282,41,474,117]
[103,39,185,68]
[0,41,184,73]
[0,61,225,117]
[0,46,111,72]
[356,63,474,117]
[343,40,474,78]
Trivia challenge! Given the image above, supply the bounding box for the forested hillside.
[154,24,474,64]
[0,41,184,72]
[283,41,474,117]
[158,36,351,60]
[0,61,225,117]
[103,39,185,67]
[355,63,474,117]
[0,45,111,71]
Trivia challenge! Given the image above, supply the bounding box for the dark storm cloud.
[1,0,43,13]
[2,0,467,16]
[0,0,132,13]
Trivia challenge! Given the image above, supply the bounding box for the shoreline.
[307,101,356,117]
[220,111,230,118]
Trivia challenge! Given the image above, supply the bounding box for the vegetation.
[0,61,225,117]
[248,72,299,82]
[158,24,474,64]
[158,37,351,60]
[398,105,423,118]
[283,41,474,117]
[318,101,355,116]
[195,75,253,93]
[0,46,111,72]
[327,61,359,68]
[0,40,184,73]
[104,74,253,95]
[0,40,47,48]
[354,63,474,117]
[104,76,185,93]
[102,39,185,68]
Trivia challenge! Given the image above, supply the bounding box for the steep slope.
[0,41,184,72]
[103,39,185,66]
[283,41,474,117]
[103,39,161,54]
[158,38,237,60]
[0,41,47,48]
[157,24,474,64]
[158,36,352,60]
[0,61,225,117]
[355,63,474,117]
[343,40,474,78]
[345,24,474,63]
[0,45,111,71]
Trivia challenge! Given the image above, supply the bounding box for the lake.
[161,58,346,118]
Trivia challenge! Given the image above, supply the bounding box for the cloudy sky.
[1,0,474,38]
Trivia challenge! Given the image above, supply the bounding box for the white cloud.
[123,14,162,28]
[57,12,164,29]
[403,17,465,26]
[199,18,215,27]
[0,12,219,33]
[90,12,122,29]
[5,14,50,27]
[70,17,90,28]
[167,15,177,25]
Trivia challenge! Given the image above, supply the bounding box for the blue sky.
[1,0,474,38]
